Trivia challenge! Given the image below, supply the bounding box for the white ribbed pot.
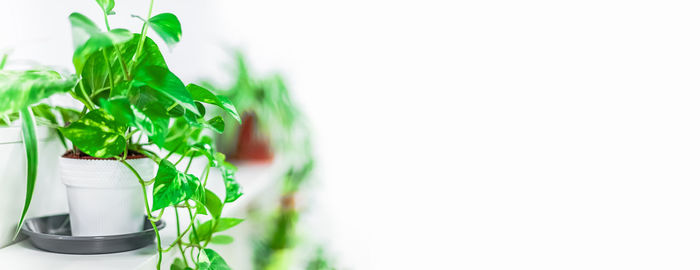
[59,156,154,236]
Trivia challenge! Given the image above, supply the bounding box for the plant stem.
[174,209,190,267]
[102,50,115,93]
[184,155,194,173]
[120,160,162,269]
[115,46,130,80]
[102,11,111,31]
[185,202,201,263]
[163,217,194,251]
[203,219,217,248]
[201,165,211,186]
[101,5,129,80]
[78,81,96,110]
[151,208,165,222]
[135,0,155,61]
[174,151,192,166]
[138,148,162,163]
[163,143,183,161]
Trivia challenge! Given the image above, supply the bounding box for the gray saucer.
[21,214,166,254]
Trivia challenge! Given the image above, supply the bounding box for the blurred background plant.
[204,50,336,270]
[203,51,299,163]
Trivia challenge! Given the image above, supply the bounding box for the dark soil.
[62,150,147,160]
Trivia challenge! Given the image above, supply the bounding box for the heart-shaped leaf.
[148,13,182,48]
[152,159,202,211]
[69,13,133,74]
[80,49,111,98]
[68,13,101,50]
[132,65,197,113]
[60,109,127,158]
[202,248,231,270]
[95,0,115,15]
[187,84,240,123]
[202,189,222,218]
[190,217,243,243]
[73,29,133,74]
[101,96,168,145]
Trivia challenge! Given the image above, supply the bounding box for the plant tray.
[21,214,165,254]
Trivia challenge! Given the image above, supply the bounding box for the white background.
[3,0,700,269]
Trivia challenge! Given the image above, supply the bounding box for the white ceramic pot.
[0,126,66,247]
[59,156,155,236]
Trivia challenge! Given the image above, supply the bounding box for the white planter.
[0,126,66,247]
[59,156,155,236]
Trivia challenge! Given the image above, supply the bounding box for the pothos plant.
[4,0,244,269]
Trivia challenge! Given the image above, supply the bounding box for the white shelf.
[0,158,284,269]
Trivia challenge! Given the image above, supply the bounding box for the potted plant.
[253,160,314,270]
[206,52,298,163]
[1,0,245,269]
[0,55,78,246]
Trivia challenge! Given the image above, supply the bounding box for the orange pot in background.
[230,113,274,163]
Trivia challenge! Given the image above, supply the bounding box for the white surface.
[0,127,66,248]
[60,157,154,236]
[0,158,284,269]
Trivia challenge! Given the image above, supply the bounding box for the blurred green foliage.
[204,51,299,154]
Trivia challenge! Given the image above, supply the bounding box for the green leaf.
[32,104,68,149]
[195,101,206,116]
[81,50,111,99]
[183,111,225,134]
[31,104,58,125]
[0,70,77,116]
[148,13,182,48]
[194,200,208,215]
[203,248,231,270]
[126,86,170,145]
[99,97,134,126]
[68,13,101,50]
[128,35,168,72]
[187,84,240,123]
[170,258,187,270]
[203,189,223,218]
[111,35,168,83]
[197,262,211,269]
[214,152,226,167]
[72,28,133,74]
[56,106,82,125]
[95,0,115,14]
[190,142,215,165]
[208,117,224,133]
[69,13,133,74]
[15,108,37,239]
[219,163,243,203]
[100,97,167,145]
[190,217,243,243]
[162,117,202,155]
[140,102,169,145]
[152,159,202,211]
[132,66,197,113]
[60,109,127,158]
[209,235,233,245]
